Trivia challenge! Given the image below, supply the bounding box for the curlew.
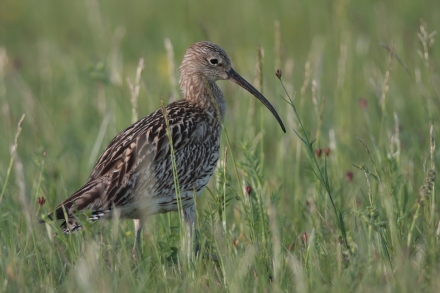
[43,41,285,256]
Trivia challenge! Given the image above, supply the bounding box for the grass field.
[1,1,439,292]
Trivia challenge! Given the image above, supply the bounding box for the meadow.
[0,0,439,292]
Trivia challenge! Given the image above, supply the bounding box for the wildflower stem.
[278,77,347,248]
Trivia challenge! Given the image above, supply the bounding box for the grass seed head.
[38,196,46,207]
[245,185,252,196]
[359,98,367,109]
[315,148,322,157]
[346,171,353,182]
[275,69,282,79]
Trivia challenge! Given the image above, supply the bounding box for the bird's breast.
[131,128,221,216]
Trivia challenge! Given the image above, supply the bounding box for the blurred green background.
[0,0,439,292]
[1,0,438,191]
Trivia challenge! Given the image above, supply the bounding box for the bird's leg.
[182,205,198,258]
[132,218,143,264]
[182,205,217,262]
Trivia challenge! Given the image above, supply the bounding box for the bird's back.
[52,99,221,231]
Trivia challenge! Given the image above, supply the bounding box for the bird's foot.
[132,247,139,266]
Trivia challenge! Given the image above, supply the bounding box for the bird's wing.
[51,101,212,220]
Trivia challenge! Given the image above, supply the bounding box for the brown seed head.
[275,69,282,79]
[38,197,46,207]
[315,148,322,157]
[246,185,252,196]
[324,147,330,157]
[302,232,308,244]
[346,171,353,182]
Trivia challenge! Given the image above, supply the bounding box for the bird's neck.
[180,74,226,120]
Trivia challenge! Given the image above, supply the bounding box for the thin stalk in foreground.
[0,113,25,206]
[276,71,349,249]
[160,100,184,236]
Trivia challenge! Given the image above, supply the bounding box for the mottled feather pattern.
[45,41,284,237]
[53,99,221,232]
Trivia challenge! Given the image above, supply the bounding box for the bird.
[43,41,286,257]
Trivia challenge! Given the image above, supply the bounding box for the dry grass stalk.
[0,114,25,205]
[127,57,145,123]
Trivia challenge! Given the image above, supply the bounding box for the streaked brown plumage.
[45,42,285,249]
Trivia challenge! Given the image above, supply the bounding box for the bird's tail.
[39,208,83,233]
[60,218,83,233]
[39,179,111,233]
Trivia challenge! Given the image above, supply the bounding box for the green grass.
[1,0,439,292]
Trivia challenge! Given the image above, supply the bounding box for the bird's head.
[180,41,232,82]
[180,41,286,133]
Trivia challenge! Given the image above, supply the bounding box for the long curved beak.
[227,68,286,133]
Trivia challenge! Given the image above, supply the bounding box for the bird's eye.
[209,58,218,65]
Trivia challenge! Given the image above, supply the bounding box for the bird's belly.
[127,139,220,218]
